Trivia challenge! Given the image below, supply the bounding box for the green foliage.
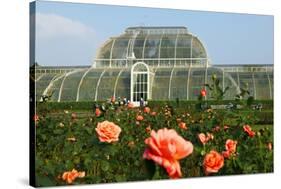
[205,74,230,101]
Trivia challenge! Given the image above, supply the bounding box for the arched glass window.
[131,62,149,104]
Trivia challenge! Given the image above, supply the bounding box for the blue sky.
[34,0,274,66]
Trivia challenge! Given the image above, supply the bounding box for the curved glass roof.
[95,27,207,67]
[35,65,273,102]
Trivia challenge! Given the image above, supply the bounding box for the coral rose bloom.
[136,115,144,121]
[222,150,230,158]
[143,128,193,179]
[151,111,157,116]
[62,169,85,184]
[267,142,272,151]
[71,113,77,120]
[198,133,213,145]
[203,150,224,175]
[95,121,121,143]
[225,139,237,154]
[144,107,151,113]
[95,108,102,117]
[178,122,187,130]
[200,88,207,97]
[243,125,255,137]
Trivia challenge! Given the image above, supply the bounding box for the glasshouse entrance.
[130,62,149,106]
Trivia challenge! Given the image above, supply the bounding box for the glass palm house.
[34,26,273,105]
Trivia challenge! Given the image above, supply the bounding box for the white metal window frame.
[130,62,150,106]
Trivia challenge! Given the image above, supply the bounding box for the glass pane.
[160,35,176,59]
[170,68,189,100]
[60,70,86,101]
[35,73,59,101]
[188,68,206,100]
[115,70,130,99]
[254,72,271,99]
[144,35,160,59]
[97,69,121,100]
[152,68,172,100]
[79,69,104,101]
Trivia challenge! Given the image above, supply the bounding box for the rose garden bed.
[34,101,273,186]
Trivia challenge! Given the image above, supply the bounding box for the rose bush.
[35,100,273,186]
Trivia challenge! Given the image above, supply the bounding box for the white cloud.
[36,13,95,39]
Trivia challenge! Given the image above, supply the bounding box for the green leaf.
[144,160,156,179]
[53,129,64,135]
[36,175,56,187]
[85,127,93,135]
[115,175,126,182]
[215,78,220,86]
[247,96,254,106]
[101,160,110,171]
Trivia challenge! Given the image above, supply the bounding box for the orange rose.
[178,122,187,130]
[95,121,121,143]
[71,113,77,120]
[203,150,224,175]
[136,115,144,121]
[146,126,151,133]
[243,125,255,137]
[198,133,208,145]
[224,125,230,130]
[62,169,85,184]
[267,142,272,151]
[151,111,157,116]
[95,108,102,117]
[200,88,207,97]
[143,128,193,178]
[144,107,151,113]
[222,150,230,158]
[225,139,237,154]
[198,133,213,145]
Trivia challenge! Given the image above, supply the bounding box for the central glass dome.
[95,26,208,68]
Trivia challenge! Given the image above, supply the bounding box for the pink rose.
[243,125,255,137]
[95,108,102,117]
[225,139,237,154]
[150,111,157,116]
[62,169,85,184]
[136,115,144,121]
[200,88,207,97]
[143,128,193,178]
[144,107,151,113]
[95,121,121,143]
[203,150,224,175]
[198,133,213,145]
[178,122,187,130]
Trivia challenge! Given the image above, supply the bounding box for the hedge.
[36,100,273,111]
